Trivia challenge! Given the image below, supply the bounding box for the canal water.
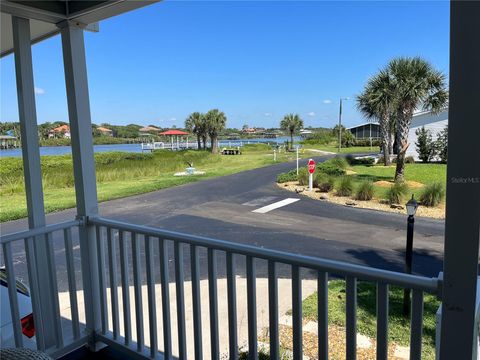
[0,137,299,158]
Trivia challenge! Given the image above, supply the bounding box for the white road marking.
[242,196,278,207]
[252,198,300,214]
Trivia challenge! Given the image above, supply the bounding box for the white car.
[0,268,36,348]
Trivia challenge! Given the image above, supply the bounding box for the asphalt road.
[2,155,445,294]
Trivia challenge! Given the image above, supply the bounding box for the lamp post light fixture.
[403,194,419,316]
[338,97,350,153]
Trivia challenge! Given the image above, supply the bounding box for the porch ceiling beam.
[440,1,480,358]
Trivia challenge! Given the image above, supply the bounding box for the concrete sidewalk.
[58,278,317,359]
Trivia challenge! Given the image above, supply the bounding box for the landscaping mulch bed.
[279,181,445,219]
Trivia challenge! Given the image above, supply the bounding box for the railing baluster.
[174,242,187,359]
[159,239,172,360]
[346,276,357,360]
[208,248,220,360]
[45,232,63,348]
[107,227,120,339]
[292,265,302,360]
[318,271,328,360]
[268,261,278,360]
[376,282,389,360]
[246,256,257,360]
[64,228,80,340]
[2,242,23,348]
[24,236,45,351]
[227,252,238,360]
[132,232,144,352]
[96,225,108,334]
[410,289,424,360]
[119,230,132,345]
[145,235,158,358]
[191,245,203,360]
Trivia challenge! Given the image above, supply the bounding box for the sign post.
[307,159,315,191]
[296,146,299,175]
[273,149,277,162]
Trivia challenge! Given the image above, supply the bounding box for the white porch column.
[60,22,101,346]
[12,16,58,349]
[440,2,480,359]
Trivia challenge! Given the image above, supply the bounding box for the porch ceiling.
[1,0,158,57]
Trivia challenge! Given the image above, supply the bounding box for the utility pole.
[338,97,349,153]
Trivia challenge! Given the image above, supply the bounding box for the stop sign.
[308,159,316,174]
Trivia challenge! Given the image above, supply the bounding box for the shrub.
[385,181,409,204]
[355,181,374,200]
[435,126,448,163]
[419,182,444,207]
[317,175,335,192]
[336,176,354,196]
[415,126,436,163]
[318,162,345,176]
[276,169,297,183]
[347,156,375,166]
[329,156,348,169]
[345,154,355,165]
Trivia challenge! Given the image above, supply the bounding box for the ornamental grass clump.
[317,175,335,192]
[355,181,374,201]
[297,167,310,186]
[386,181,409,204]
[419,182,444,207]
[336,176,354,197]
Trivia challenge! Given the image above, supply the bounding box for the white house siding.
[406,109,448,160]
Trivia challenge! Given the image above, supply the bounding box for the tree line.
[356,56,448,182]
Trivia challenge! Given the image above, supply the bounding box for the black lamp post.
[403,194,419,316]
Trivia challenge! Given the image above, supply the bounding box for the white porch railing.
[1,217,441,359]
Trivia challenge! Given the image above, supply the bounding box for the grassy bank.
[303,144,378,154]
[300,280,439,359]
[0,144,300,222]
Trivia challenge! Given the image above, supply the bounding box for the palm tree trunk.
[211,135,217,154]
[202,136,207,150]
[290,132,294,150]
[380,116,391,166]
[197,135,201,150]
[394,111,412,182]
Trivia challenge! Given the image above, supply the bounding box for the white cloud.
[170,117,177,122]
[264,112,272,117]
[308,111,316,117]
[34,87,45,95]
[323,99,332,104]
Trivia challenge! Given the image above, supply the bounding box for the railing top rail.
[0,219,81,244]
[90,216,440,294]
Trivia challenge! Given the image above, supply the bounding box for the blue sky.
[0,1,449,129]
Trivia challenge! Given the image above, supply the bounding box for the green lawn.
[351,163,447,185]
[349,163,447,199]
[303,144,378,154]
[0,144,305,222]
[300,280,440,359]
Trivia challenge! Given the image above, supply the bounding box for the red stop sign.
[308,159,316,174]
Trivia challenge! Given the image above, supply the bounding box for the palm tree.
[357,69,395,166]
[388,57,448,181]
[280,113,303,149]
[205,109,227,154]
[185,112,205,150]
